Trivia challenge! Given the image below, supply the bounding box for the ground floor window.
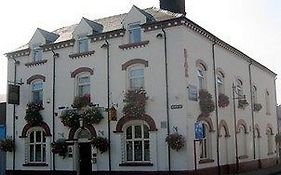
[27,128,46,163]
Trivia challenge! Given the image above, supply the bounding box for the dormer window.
[78,37,88,53]
[33,47,43,62]
[129,23,141,43]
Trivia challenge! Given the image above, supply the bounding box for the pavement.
[233,165,281,175]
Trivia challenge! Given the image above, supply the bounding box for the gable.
[73,18,97,38]
[29,29,47,47]
[122,6,149,28]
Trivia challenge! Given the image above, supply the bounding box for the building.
[0,102,7,175]
[5,1,278,175]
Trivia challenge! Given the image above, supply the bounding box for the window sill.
[69,50,95,59]
[119,162,153,166]
[23,163,48,167]
[238,155,249,160]
[199,158,214,164]
[25,60,47,67]
[119,40,149,50]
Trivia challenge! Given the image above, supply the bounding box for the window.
[237,126,247,157]
[217,71,224,94]
[197,64,206,90]
[266,128,274,154]
[28,129,46,163]
[32,80,43,104]
[78,38,88,53]
[128,66,144,90]
[125,124,150,162]
[77,75,90,96]
[33,48,43,62]
[199,124,211,159]
[266,91,270,114]
[236,79,243,97]
[129,23,141,43]
[252,86,257,104]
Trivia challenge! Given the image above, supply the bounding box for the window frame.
[265,90,271,114]
[217,71,224,94]
[31,80,43,104]
[128,23,141,44]
[252,85,258,104]
[197,64,207,90]
[236,79,243,97]
[76,73,91,97]
[199,123,212,160]
[266,128,274,154]
[78,37,89,53]
[127,65,144,90]
[33,47,43,62]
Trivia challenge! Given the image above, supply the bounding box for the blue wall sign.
[195,121,205,140]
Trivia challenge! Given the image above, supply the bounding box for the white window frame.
[77,73,91,97]
[27,127,46,163]
[236,79,243,97]
[124,123,150,162]
[197,64,206,90]
[217,72,224,94]
[78,37,89,53]
[31,80,43,104]
[128,23,141,44]
[252,86,257,104]
[128,65,144,90]
[199,123,212,160]
[266,90,270,114]
[33,47,43,62]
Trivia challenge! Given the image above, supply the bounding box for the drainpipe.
[232,83,239,173]
[211,42,221,175]
[161,28,171,174]
[248,60,255,160]
[51,50,59,172]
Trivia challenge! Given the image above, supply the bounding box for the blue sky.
[0,0,280,103]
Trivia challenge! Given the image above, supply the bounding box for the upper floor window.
[28,128,46,163]
[217,71,224,94]
[128,66,144,90]
[266,90,270,114]
[78,38,88,53]
[236,79,243,97]
[252,86,257,104]
[33,48,43,62]
[77,74,90,96]
[129,23,141,44]
[32,80,43,104]
[125,124,150,162]
[197,63,206,90]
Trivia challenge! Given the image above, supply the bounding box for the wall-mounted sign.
[195,121,205,140]
[171,104,183,109]
[8,84,20,105]
[188,85,197,101]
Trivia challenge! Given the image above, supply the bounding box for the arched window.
[197,63,207,90]
[236,79,243,97]
[125,123,150,162]
[27,128,46,163]
[32,80,43,104]
[252,86,257,104]
[128,65,144,90]
[199,123,212,160]
[77,73,91,96]
[266,128,274,154]
[266,90,270,114]
[217,71,224,94]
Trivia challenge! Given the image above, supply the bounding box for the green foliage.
[123,89,147,118]
[166,133,185,151]
[199,90,215,115]
[91,136,109,153]
[80,106,104,125]
[0,139,15,152]
[60,109,80,128]
[51,139,68,158]
[25,102,44,126]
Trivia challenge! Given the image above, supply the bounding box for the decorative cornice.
[25,60,47,67]
[6,48,31,59]
[41,39,75,52]
[119,40,149,50]
[69,50,95,59]
[90,29,125,43]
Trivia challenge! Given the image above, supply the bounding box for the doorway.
[79,143,92,175]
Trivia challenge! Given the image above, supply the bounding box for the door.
[0,126,6,175]
[79,143,92,175]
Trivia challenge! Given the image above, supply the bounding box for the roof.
[37,28,59,43]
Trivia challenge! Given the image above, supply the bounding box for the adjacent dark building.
[0,102,6,175]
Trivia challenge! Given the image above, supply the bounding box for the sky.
[0,0,280,103]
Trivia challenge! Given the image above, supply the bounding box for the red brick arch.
[121,59,148,70]
[254,124,261,138]
[20,121,51,138]
[114,114,157,133]
[216,67,226,78]
[68,124,97,140]
[218,119,230,137]
[27,74,46,84]
[196,59,208,70]
[266,123,274,135]
[236,119,248,133]
[197,115,215,132]
[71,67,94,78]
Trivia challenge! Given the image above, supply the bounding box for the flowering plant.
[80,106,103,125]
[72,94,91,109]
[253,103,262,112]
[91,136,109,153]
[0,139,15,152]
[51,139,68,158]
[238,99,249,109]
[166,133,185,151]
[60,109,80,128]
[123,89,147,118]
[199,90,215,116]
[218,93,230,108]
[25,102,44,126]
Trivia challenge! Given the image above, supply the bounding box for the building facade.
[5,2,278,175]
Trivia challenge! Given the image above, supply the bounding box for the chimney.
[160,0,185,15]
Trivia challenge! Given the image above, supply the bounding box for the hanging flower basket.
[80,106,103,125]
[72,94,91,109]
[218,93,230,108]
[0,139,15,152]
[51,139,68,158]
[123,89,147,118]
[238,99,249,109]
[25,102,44,126]
[199,90,215,116]
[91,136,109,153]
[165,133,185,151]
[253,103,262,112]
[60,109,80,128]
